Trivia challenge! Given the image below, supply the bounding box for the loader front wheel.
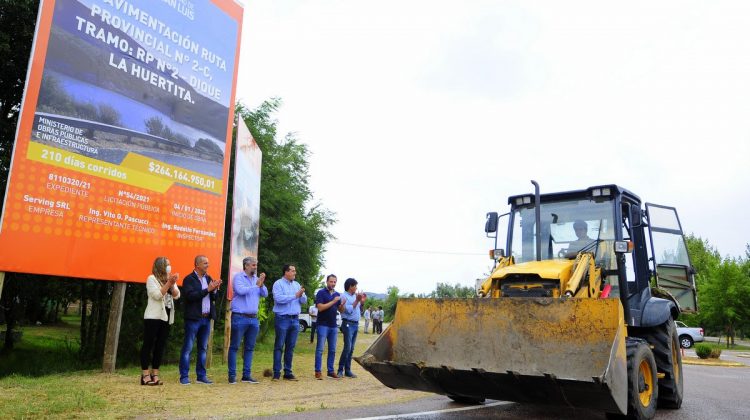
[625,339,658,420]
[448,395,485,405]
[640,319,684,409]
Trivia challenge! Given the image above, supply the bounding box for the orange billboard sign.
[0,0,244,282]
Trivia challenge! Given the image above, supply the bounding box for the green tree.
[0,0,39,207]
[430,282,475,298]
[680,235,723,328]
[685,235,721,291]
[699,257,750,346]
[383,286,400,322]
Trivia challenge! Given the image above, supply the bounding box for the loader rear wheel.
[640,319,684,409]
[625,339,658,420]
[447,395,485,405]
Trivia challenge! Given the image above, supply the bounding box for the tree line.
[682,236,750,344]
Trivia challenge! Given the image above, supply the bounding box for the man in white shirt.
[363,306,371,334]
[308,304,318,343]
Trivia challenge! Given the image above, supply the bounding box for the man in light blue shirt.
[338,277,364,378]
[228,256,267,384]
[271,264,307,380]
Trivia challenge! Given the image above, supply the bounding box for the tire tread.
[636,320,684,409]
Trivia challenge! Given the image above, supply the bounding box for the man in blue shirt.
[338,277,365,378]
[271,264,307,380]
[314,274,341,379]
[227,256,267,384]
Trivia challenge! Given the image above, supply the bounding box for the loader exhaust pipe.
[531,180,541,261]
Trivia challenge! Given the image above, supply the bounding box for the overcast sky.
[235,0,750,295]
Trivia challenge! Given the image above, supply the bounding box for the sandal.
[151,374,163,385]
[140,374,154,386]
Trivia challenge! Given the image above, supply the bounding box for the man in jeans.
[314,274,341,379]
[271,264,307,380]
[338,277,365,378]
[179,255,222,385]
[227,256,267,384]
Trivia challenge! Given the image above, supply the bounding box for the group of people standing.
[363,305,384,334]
[139,254,369,386]
[314,274,367,379]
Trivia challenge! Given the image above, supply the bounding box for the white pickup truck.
[675,320,704,348]
[298,312,342,332]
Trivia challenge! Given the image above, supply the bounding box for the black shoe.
[282,374,298,381]
[242,377,259,384]
[196,377,213,385]
[272,375,280,381]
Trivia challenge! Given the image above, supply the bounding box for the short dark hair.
[343,278,357,292]
[283,264,294,274]
[326,274,337,281]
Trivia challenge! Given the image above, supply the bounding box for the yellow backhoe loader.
[356,183,697,419]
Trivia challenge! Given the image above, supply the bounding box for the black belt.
[342,319,359,324]
[233,312,257,318]
[277,314,298,319]
[200,313,211,318]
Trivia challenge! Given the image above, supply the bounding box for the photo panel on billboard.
[227,120,262,299]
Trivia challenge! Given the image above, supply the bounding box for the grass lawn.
[1,318,426,418]
[0,316,89,377]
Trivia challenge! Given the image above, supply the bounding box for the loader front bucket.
[355,298,628,414]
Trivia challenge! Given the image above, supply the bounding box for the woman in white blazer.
[140,256,180,385]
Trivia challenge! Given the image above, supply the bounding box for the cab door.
[644,203,698,312]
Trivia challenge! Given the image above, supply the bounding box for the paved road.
[270,354,750,420]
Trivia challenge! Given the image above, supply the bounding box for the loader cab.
[503,185,696,326]
[506,186,620,284]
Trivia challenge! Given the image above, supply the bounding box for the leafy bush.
[695,343,712,359]
[709,348,722,358]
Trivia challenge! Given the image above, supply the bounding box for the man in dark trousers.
[179,255,222,385]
